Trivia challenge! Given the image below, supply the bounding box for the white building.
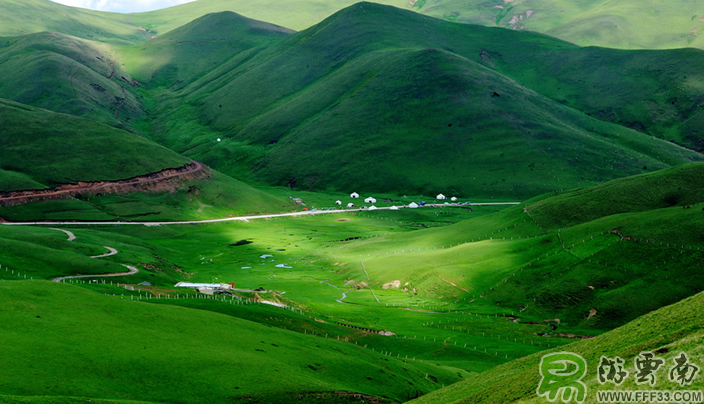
[451,196,457,202]
[174,282,232,290]
[350,192,359,198]
[347,202,355,208]
[335,200,342,205]
[408,202,419,208]
[364,197,377,204]
[369,205,378,210]
[436,194,446,200]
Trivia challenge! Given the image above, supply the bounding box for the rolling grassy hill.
[316,162,704,330]
[3,2,704,201]
[407,288,704,403]
[144,2,704,199]
[0,0,151,45]
[0,98,188,191]
[412,0,704,50]
[0,99,293,221]
[0,31,147,130]
[0,280,464,403]
[116,11,294,90]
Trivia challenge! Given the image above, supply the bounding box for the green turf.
[412,0,704,50]
[0,280,464,403]
[0,98,188,190]
[0,30,152,130]
[141,3,703,199]
[408,288,704,403]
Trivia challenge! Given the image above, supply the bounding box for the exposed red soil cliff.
[0,160,210,206]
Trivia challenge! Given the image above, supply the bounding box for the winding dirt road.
[52,265,138,283]
[91,246,119,258]
[50,228,76,241]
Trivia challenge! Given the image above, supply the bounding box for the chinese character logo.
[634,351,665,386]
[669,352,700,386]
[537,352,588,403]
[597,356,629,385]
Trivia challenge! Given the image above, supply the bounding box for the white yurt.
[350,192,359,198]
[364,197,377,204]
[436,194,446,200]
[408,202,419,208]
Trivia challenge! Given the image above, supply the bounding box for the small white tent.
[350,192,359,198]
[436,194,446,200]
[368,205,378,210]
[450,196,457,202]
[347,202,355,208]
[335,200,342,205]
[408,202,419,208]
[364,197,377,204]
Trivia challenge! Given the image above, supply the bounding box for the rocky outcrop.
[0,161,210,206]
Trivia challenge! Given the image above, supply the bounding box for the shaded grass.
[408,289,704,403]
[0,280,463,403]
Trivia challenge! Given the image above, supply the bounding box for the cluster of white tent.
[435,194,458,202]
[334,192,459,209]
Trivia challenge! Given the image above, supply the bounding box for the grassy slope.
[0,31,146,129]
[116,11,293,89]
[0,0,150,45]
[0,280,463,403]
[318,163,704,330]
[127,0,406,33]
[413,0,704,50]
[0,99,188,190]
[0,0,406,41]
[494,46,704,151]
[408,289,704,403]
[150,3,702,199]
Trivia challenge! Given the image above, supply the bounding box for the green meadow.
[1,164,704,401]
[2,1,704,402]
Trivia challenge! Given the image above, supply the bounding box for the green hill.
[0,280,463,403]
[0,0,151,45]
[117,11,293,89]
[3,3,704,201]
[0,98,187,190]
[148,3,703,198]
[126,0,406,33]
[0,99,293,221]
[320,162,704,330]
[0,31,147,129]
[407,288,704,403]
[412,0,704,50]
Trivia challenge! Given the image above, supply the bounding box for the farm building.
[175,282,233,295]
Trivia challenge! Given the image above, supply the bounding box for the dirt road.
[52,265,138,282]
[1,202,521,227]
